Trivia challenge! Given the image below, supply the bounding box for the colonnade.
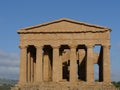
[19,44,111,84]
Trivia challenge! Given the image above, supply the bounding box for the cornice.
[17,18,111,34]
[17,30,110,34]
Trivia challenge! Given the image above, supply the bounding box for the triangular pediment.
[18,18,111,33]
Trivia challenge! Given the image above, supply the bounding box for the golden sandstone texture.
[12,18,118,90]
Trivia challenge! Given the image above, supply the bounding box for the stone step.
[11,82,120,90]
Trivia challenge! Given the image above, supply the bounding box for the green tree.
[112,81,120,88]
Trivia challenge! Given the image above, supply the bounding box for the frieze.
[19,39,110,47]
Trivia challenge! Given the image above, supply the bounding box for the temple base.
[11,82,118,90]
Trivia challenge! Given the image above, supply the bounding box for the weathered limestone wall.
[19,32,110,47]
[12,18,113,90]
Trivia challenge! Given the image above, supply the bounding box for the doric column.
[27,51,31,82]
[43,51,49,81]
[70,45,77,82]
[34,59,36,82]
[52,45,60,82]
[35,46,43,83]
[102,45,111,83]
[31,56,34,82]
[86,45,94,82]
[19,45,27,84]
[59,54,62,81]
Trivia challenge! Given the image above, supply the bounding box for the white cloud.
[0,50,19,80]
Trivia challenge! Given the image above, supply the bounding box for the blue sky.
[0,0,120,81]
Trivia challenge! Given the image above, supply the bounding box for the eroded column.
[102,45,111,83]
[70,45,77,82]
[19,46,27,84]
[31,56,34,82]
[35,46,43,83]
[86,45,94,82]
[34,60,36,82]
[59,54,62,81]
[52,45,60,82]
[27,51,31,82]
[43,51,49,81]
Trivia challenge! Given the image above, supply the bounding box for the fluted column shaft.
[35,46,43,82]
[43,51,49,81]
[31,56,34,82]
[103,45,111,83]
[19,46,27,84]
[27,51,31,82]
[86,45,94,82]
[52,46,60,82]
[70,45,77,82]
[59,54,62,81]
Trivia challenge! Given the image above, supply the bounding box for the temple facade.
[12,18,118,90]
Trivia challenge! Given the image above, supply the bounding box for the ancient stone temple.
[12,18,118,90]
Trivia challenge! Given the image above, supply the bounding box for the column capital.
[19,45,27,49]
[69,45,77,49]
[35,45,44,49]
[86,45,94,48]
[52,45,60,49]
[102,44,111,49]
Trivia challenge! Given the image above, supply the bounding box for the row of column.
[19,44,111,84]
